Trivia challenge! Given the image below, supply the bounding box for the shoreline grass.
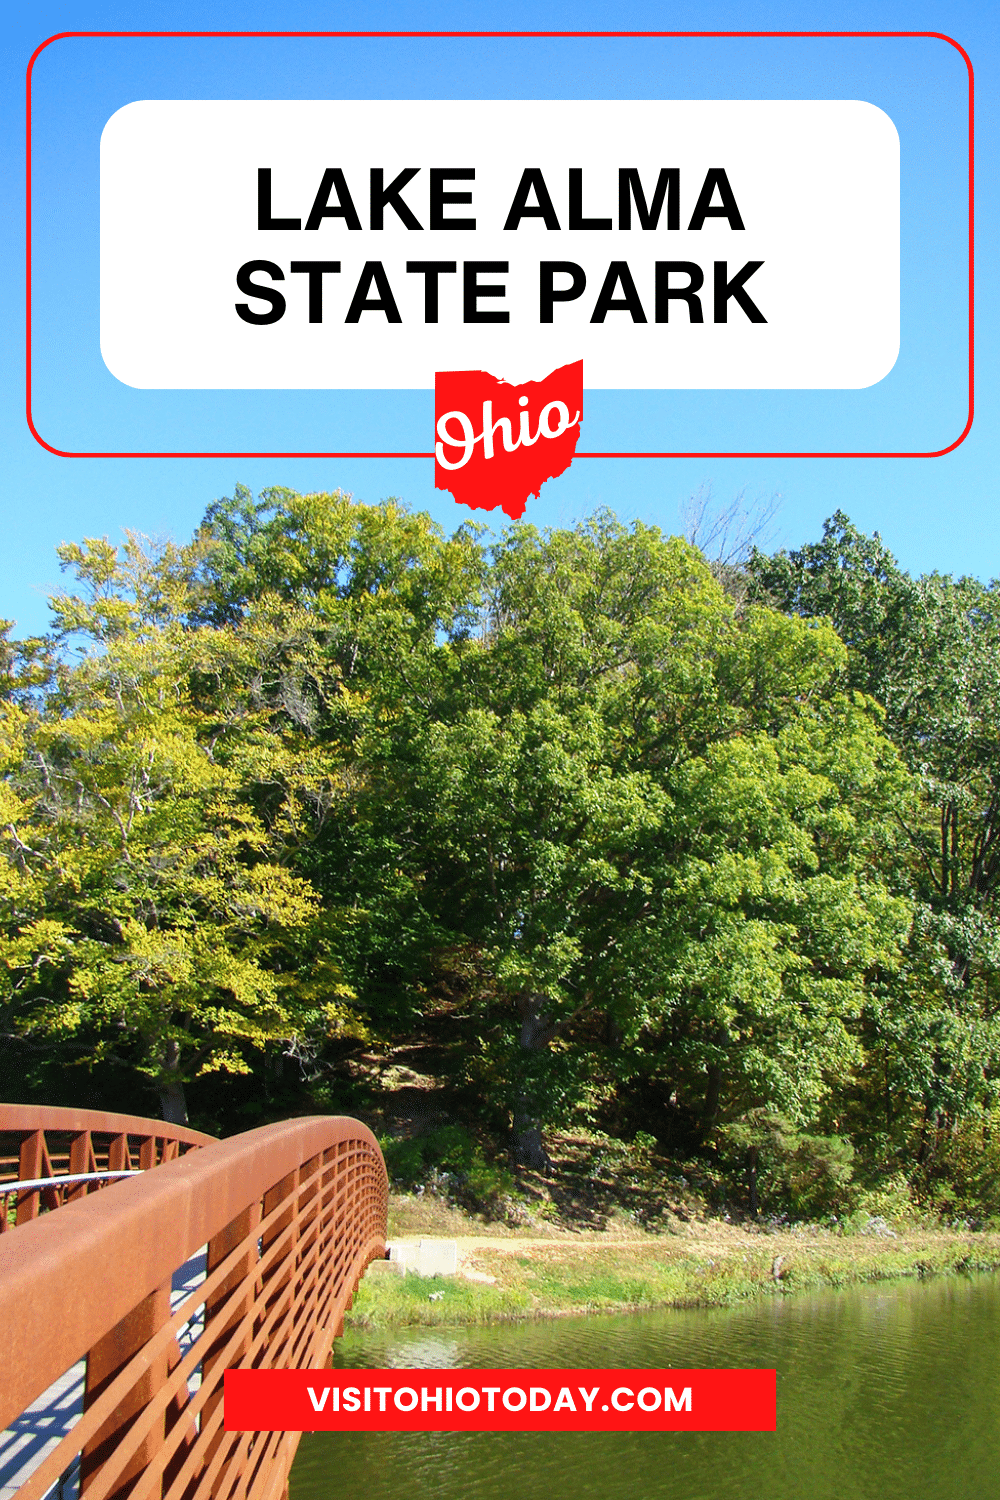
[345,1228,1000,1330]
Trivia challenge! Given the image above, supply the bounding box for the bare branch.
[682,483,782,569]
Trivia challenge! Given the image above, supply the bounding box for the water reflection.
[293,1273,1000,1500]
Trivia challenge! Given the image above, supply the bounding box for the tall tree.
[373,514,914,1162]
[749,513,1000,1158]
[1,533,357,1122]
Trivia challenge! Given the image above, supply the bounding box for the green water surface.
[292,1272,1000,1500]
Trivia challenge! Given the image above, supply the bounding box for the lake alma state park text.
[237,166,765,326]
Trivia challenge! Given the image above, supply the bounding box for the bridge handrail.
[1,1102,214,1230]
[0,1114,388,1500]
[0,1103,213,1147]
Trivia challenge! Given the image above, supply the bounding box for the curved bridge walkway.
[0,1106,388,1500]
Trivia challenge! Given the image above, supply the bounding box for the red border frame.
[25,29,974,461]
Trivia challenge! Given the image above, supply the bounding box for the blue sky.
[2,0,993,637]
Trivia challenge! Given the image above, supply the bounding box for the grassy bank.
[346,1225,1000,1330]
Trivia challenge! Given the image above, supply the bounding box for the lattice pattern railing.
[0,1114,387,1500]
[0,1105,212,1231]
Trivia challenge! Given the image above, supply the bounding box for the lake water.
[292,1272,1000,1500]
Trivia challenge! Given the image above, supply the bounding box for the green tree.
[8,492,917,1175]
[0,533,357,1122]
[366,513,914,1163]
[749,513,1000,1163]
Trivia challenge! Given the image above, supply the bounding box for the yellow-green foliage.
[0,532,359,1114]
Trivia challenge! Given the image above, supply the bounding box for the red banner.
[224,1367,775,1432]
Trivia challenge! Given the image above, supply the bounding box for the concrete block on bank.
[367,1255,404,1276]
[386,1243,410,1272]
[384,1239,457,1277]
[416,1239,457,1277]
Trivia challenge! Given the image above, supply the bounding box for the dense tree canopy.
[3,489,998,1216]
[749,515,1000,1164]
[0,530,358,1121]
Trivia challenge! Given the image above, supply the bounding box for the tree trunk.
[156,1039,188,1125]
[916,1102,938,1166]
[512,1118,551,1171]
[512,993,555,1171]
[699,1063,723,1143]
[158,1079,188,1125]
[746,1144,760,1216]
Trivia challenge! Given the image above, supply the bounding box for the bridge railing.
[0,1104,213,1231]
[0,1114,388,1500]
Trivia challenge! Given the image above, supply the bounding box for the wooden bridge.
[0,1104,388,1500]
